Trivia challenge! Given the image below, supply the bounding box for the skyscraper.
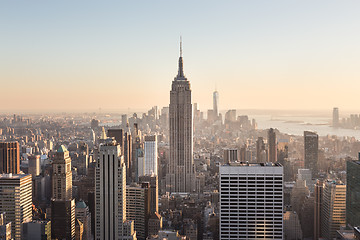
[268,128,277,162]
[0,174,32,240]
[167,40,195,193]
[139,175,159,214]
[314,180,323,240]
[144,135,157,176]
[126,182,150,240]
[333,107,339,127]
[304,131,318,176]
[219,162,283,239]
[321,180,346,240]
[0,142,20,174]
[346,160,360,227]
[213,90,219,119]
[51,145,75,240]
[95,138,136,240]
[28,155,40,178]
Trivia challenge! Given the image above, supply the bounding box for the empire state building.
[166,41,195,193]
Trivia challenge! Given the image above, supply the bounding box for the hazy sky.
[1,1,360,113]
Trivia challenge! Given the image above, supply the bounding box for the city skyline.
[2,1,360,112]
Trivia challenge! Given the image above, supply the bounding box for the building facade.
[0,142,20,174]
[51,145,75,240]
[321,180,346,240]
[0,174,32,240]
[304,131,318,176]
[219,163,283,239]
[144,135,157,176]
[95,139,136,240]
[346,160,360,228]
[167,42,195,193]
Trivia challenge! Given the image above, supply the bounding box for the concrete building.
[95,138,136,240]
[75,200,92,240]
[0,212,12,240]
[314,180,323,240]
[144,135,158,176]
[22,220,51,240]
[304,131,319,177]
[126,183,150,240]
[147,212,162,237]
[268,128,277,163]
[346,160,360,227]
[28,155,40,178]
[167,41,195,193]
[0,142,20,174]
[139,175,158,214]
[51,145,75,240]
[0,174,32,240]
[219,162,283,239]
[283,211,302,240]
[321,180,346,240]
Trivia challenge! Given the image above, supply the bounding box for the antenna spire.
[180,36,182,57]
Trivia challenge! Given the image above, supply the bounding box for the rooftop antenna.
[180,36,182,57]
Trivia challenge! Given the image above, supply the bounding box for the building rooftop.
[222,162,282,167]
[0,173,31,179]
[57,145,68,153]
[75,200,87,209]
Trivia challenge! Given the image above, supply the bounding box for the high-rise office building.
[256,137,266,162]
[28,155,40,179]
[139,175,158,214]
[321,180,346,240]
[95,138,136,240]
[124,128,133,182]
[144,135,157,176]
[76,200,92,240]
[333,107,340,127]
[314,180,323,240]
[304,131,319,176]
[219,163,283,239]
[0,174,32,240]
[213,90,219,119]
[167,41,195,193]
[0,213,11,240]
[107,129,124,149]
[126,183,150,240]
[22,220,51,240]
[268,128,277,162]
[51,145,75,240]
[346,159,360,227]
[0,142,20,174]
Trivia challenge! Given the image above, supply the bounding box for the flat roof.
[221,162,282,167]
[0,174,31,179]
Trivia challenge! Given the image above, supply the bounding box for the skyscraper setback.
[166,41,195,193]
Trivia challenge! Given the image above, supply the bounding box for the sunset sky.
[1,1,360,113]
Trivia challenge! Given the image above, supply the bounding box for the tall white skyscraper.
[144,135,157,176]
[95,138,136,240]
[213,90,219,118]
[166,40,195,193]
[219,163,283,239]
[0,174,32,240]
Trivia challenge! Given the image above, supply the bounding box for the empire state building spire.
[176,37,187,80]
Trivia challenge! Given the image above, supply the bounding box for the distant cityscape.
[0,44,360,240]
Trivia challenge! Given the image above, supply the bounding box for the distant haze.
[1,1,360,112]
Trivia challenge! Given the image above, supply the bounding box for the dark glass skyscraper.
[346,159,360,227]
[304,131,318,176]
